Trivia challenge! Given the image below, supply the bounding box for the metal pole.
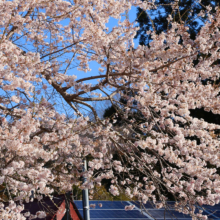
[82,158,90,220]
[65,192,70,220]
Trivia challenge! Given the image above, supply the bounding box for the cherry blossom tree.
[0,0,220,219]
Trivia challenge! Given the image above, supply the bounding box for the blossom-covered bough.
[0,0,220,219]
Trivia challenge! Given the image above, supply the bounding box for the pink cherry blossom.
[0,0,219,219]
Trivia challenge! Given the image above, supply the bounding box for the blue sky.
[1,5,139,119]
[50,6,140,118]
[74,6,139,84]
[79,6,139,118]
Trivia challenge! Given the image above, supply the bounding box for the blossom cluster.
[0,0,220,219]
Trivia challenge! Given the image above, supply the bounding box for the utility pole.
[64,192,71,220]
[82,158,90,220]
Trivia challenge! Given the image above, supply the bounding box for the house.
[22,194,83,220]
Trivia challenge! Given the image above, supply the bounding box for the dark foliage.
[135,0,219,45]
